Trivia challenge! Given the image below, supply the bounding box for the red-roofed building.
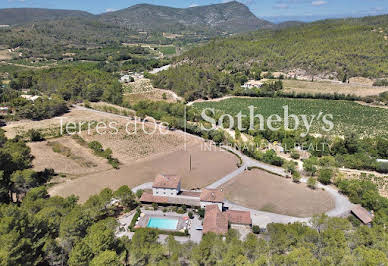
[152,174,181,196]
[203,205,229,235]
[139,192,169,204]
[200,189,224,211]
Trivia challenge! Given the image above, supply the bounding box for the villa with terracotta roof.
[200,188,224,211]
[203,205,229,235]
[152,174,181,196]
[139,174,252,237]
[203,205,252,235]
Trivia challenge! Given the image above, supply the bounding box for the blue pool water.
[147,217,178,230]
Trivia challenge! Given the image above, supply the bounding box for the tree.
[90,250,121,266]
[11,169,39,200]
[113,185,136,210]
[129,229,164,265]
[281,247,320,266]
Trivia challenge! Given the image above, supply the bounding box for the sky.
[1,0,387,23]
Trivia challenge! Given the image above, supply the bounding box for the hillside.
[99,1,273,33]
[0,8,92,25]
[152,15,388,100]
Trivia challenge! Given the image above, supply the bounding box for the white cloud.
[312,1,328,6]
[105,8,116,12]
[189,3,199,7]
[274,3,289,9]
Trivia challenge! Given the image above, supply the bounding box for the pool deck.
[137,213,187,231]
[116,209,203,244]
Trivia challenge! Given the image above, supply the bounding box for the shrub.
[307,177,317,189]
[129,209,141,230]
[188,211,194,219]
[292,172,301,183]
[27,129,44,142]
[252,225,261,234]
[290,150,300,160]
[318,168,334,185]
[376,162,388,174]
[152,203,158,210]
[88,141,104,154]
[136,189,144,199]
[373,79,388,86]
[197,208,205,218]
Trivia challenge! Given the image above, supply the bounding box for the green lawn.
[158,46,176,56]
[193,97,388,137]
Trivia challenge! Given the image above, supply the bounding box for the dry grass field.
[49,141,239,202]
[29,136,111,176]
[283,79,388,97]
[3,108,118,138]
[222,169,334,217]
[0,49,12,60]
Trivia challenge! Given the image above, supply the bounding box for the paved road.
[206,146,288,189]
[132,182,153,193]
[206,165,247,189]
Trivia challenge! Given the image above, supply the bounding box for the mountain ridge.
[0,2,273,33]
[0,8,93,25]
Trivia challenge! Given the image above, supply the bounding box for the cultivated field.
[283,80,388,97]
[49,141,239,202]
[193,97,388,136]
[222,169,335,217]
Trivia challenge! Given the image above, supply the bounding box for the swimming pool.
[147,217,178,230]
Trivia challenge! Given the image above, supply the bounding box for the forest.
[151,15,388,100]
[0,127,387,265]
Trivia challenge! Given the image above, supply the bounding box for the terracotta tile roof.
[139,192,168,204]
[153,174,181,189]
[139,192,200,206]
[226,210,252,225]
[203,205,229,235]
[351,205,373,224]
[200,189,224,203]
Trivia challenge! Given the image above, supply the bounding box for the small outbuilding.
[351,205,374,225]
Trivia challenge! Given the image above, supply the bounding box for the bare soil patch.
[283,79,388,97]
[49,141,239,202]
[223,169,335,217]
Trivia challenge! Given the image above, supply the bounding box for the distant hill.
[275,21,305,29]
[0,8,93,25]
[99,1,273,33]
